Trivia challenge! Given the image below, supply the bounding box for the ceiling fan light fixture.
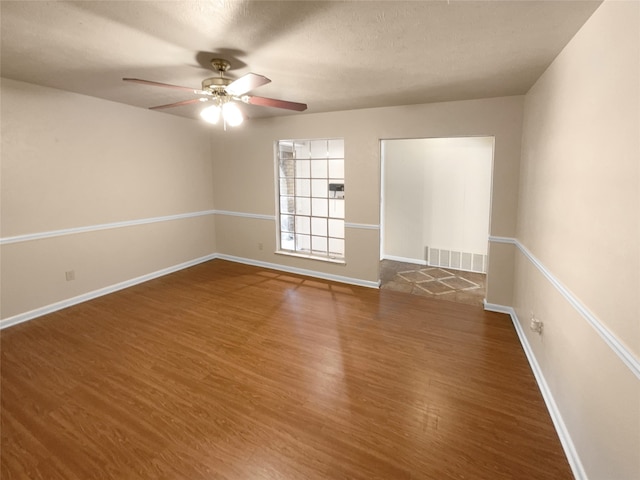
[200,104,221,124]
[222,102,243,127]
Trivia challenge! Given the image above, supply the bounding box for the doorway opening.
[379,136,494,306]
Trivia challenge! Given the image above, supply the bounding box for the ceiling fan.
[123,58,307,127]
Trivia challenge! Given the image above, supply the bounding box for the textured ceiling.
[1,0,602,120]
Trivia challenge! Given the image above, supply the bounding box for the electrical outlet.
[65,270,75,281]
[530,315,543,334]
[258,242,264,251]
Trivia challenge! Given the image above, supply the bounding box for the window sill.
[275,250,346,265]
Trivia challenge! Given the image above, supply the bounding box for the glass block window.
[277,138,345,261]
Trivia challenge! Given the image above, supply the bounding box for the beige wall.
[1,80,523,319]
[212,96,524,299]
[1,78,215,320]
[515,1,639,478]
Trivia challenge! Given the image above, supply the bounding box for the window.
[276,138,345,261]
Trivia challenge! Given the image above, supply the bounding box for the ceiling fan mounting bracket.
[210,58,231,73]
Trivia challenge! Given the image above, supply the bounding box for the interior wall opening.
[379,136,494,306]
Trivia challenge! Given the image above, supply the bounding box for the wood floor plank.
[1,259,573,479]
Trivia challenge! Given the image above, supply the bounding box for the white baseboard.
[381,254,428,265]
[483,301,587,480]
[216,254,381,289]
[0,254,217,330]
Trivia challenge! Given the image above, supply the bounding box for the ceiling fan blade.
[149,98,206,110]
[123,78,209,96]
[226,73,271,96]
[243,95,307,111]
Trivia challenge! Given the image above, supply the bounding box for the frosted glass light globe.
[222,102,243,127]
[200,104,221,124]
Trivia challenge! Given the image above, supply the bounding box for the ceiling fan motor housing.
[202,76,232,93]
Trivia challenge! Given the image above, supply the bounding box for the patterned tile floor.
[379,259,486,306]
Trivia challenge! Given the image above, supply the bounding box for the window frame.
[274,138,345,264]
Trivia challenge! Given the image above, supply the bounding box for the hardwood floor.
[1,259,572,479]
